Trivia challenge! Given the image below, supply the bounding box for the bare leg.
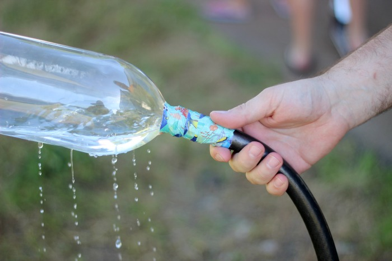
[286,0,315,71]
[348,0,367,50]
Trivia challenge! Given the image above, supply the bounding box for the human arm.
[210,25,392,196]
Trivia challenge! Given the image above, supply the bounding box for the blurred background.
[1,0,392,260]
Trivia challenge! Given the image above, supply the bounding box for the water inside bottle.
[0,32,165,156]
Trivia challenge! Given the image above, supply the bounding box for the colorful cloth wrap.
[160,102,234,148]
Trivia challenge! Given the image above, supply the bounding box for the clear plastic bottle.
[0,32,165,156]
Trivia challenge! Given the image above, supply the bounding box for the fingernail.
[267,155,280,169]
[249,145,263,159]
[211,110,227,115]
[274,176,285,188]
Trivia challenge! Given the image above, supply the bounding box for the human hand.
[210,76,350,196]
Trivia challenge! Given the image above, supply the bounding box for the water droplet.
[75,221,79,226]
[137,219,141,227]
[146,166,150,171]
[149,185,152,189]
[134,183,139,190]
[42,235,45,240]
[39,186,43,192]
[148,218,151,222]
[71,212,75,217]
[138,241,141,246]
[147,149,151,153]
[74,236,79,241]
[148,161,152,165]
[38,163,42,170]
[4,97,8,101]
[38,142,44,149]
[74,203,77,209]
[150,191,154,196]
[78,253,82,258]
[40,209,44,214]
[111,157,118,165]
[115,237,122,249]
[69,184,73,189]
[43,248,46,253]
[117,215,121,220]
[113,183,118,191]
[134,198,138,202]
[150,227,155,233]
[153,247,157,252]
[38,171,42,176]
[134,173,137,179]
[114,193,118,199]
[41,223,44,227]
[68,162,72,167]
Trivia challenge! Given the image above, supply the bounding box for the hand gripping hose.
[160,103,339,260]
[230,131,339,261]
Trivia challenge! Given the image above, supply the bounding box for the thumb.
[210,89,273,129]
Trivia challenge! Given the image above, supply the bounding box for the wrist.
[319,65,374,130]
[320,26,392,130]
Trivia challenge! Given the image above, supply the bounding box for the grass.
[0,0,391,260]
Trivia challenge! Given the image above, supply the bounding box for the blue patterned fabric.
[160,102,234,148]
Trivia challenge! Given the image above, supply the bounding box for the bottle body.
[0,32,165,156]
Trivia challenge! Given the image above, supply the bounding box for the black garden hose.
[229,130,339,261]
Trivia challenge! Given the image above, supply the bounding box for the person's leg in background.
[332,0,368,56]
[348,0,367,50]
[285,0,315,74]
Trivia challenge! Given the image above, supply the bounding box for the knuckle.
[230,153,256,173]
[249,164,276,185]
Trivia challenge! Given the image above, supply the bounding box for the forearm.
[321,25,392,130]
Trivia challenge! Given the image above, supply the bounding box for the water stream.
[33,145,158,260]
[37,142,46,254]
[111,155,123,261]
[68,149,82,260]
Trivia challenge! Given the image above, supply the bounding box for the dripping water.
[111,154,122,261]
[37,142,46,254]
[146,149,157,259]
[68,149,82,260]
[132,149,157,260]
